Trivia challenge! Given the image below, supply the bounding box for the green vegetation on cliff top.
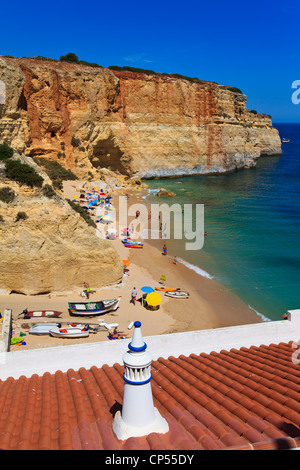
[4,52,243,93]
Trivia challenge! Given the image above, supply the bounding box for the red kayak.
[18,309,62,319]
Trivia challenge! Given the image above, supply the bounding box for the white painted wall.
[1,309,300,380]
[0,309,12,354]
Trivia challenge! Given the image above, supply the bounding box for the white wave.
[148,189,160,195]
[247,304,271,322]
[176,257,214,279]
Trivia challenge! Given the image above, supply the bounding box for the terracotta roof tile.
[0,340,300,450]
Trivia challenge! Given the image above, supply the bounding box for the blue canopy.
[141,286,155,293]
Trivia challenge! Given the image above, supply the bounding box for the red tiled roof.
[0,340,299,450]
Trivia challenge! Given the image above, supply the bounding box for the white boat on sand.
[29,321,117,336]
[164,290,190,299]
[49,325,90,338]
[29,323,62,335]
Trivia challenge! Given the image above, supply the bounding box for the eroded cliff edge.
[0,56,281,180]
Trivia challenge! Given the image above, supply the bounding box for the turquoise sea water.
[145,123,300,321]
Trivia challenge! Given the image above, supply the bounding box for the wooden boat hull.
[20,310,62,319]
[165,291,190,299]
[68,296,121,316]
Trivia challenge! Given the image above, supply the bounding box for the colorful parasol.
[146,292,162,307]
[141,286,155,293]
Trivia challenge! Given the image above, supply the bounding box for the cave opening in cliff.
[91,136,130,175]
[17,89,28,111]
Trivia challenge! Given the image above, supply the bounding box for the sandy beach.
[0,179,262,353]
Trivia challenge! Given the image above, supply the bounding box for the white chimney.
[113,321,169,440]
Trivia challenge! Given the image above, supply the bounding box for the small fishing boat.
[28,323,62,335]
[281,138,290,142]
[165,290,190,299]
[18,309,62,319]
[49,325,90,338]
[122,238,143,245]
[68,296,121,316]
[155,287,180,292]
[124,244,143,248]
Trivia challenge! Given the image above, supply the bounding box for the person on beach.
[83,282,90,299]
[108,327,128,339]
[173,256,178,266]
[131,287,137,305]
[162,244,167,256]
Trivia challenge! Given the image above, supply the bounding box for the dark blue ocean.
[145,123,300,321]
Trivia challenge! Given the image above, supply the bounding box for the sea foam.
[247,304,271,322]
[176,256,214,279]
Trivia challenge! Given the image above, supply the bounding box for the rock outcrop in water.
[0,56,281,180]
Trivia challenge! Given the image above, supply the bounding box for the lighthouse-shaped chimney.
[113,321,169,440]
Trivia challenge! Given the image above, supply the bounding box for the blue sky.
[1,0,300,122]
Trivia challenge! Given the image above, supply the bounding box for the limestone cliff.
[0,158,123,295]
[0,56,281,179]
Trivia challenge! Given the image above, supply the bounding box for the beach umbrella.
[146,292,162,307]
[123,260,131,266]
[141,286,155,293]
[100,215,114,223]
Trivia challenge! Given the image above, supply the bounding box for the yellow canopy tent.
[146,292,162,308]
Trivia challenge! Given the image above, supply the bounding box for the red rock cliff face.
[0,57,282,179]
